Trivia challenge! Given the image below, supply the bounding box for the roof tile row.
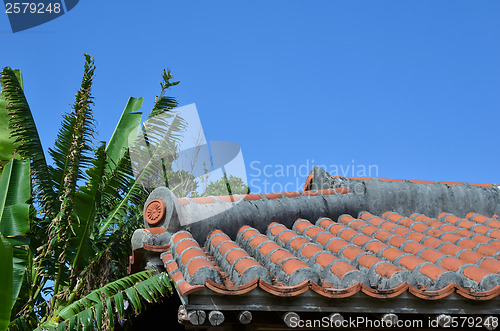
[143,211,500,300]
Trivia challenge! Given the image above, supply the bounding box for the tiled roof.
[150,211,500,301]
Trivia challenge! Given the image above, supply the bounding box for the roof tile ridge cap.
[310,281,361,298]
[360,282,408,298]
[408,283,456,300]
[258,278,310,296]
[455,283,500,300]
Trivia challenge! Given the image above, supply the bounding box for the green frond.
[69,143,107,270]
[105,97,143,172]
[147,69,179,120]
[41,271,172,330]
[44,54,97,266]
[48,54,96,198]
[0,67,56,214]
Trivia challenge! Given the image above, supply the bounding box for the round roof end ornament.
[145,199,166,226]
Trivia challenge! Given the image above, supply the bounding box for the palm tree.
[0,55,181,330]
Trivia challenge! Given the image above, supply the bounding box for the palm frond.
[48,54,96,198]
[0,67,56,215]
[147,69,179,120]
[69,143,107,271]
[38,271,172,330]
[40,55,97,296]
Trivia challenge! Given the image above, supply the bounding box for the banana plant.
[0,56,183,330]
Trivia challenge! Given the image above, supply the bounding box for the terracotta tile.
[269,249,294,265]
[420,248,443,263]
[263,192,282,199]
[365,241,388,255]
[242,194,262,201]
[462,265,493,283]
[469,183,493,187]
[387,236,406,248]
[282,191,301,197]
[327,239,349,253]
[303,174,314,190]
[172,231,192,243]
[144,227,166,235]
[234,258,260,273]
[281,259,309,276]
[170,270,184,283]
[317,218,334,229]
[409,180,434,184]
[422,237,444,249]
[379,178,404,182]
[187,258,215,277]
[338,228,359,241]
[259,241,280,256]
[191,196,217,204]
[302,190,319,196]
[357,254,381,269]
[438,256,465,272]
[181,247,207,265]
[347,176,372,180]
[301,244,323,259]
[341,246,366,261]
[381,247,405,262]
[479,258,500,273]
[279,230,298,244]
[175,240,199,256]
[294,219,312,233]
[315,232,335,246]
[375,263,403,278]
[392,226,411,237]
[335,187,350,194]
[330,261,358,278]
[351,234,372,247]
[385,212,404,223]
[218,195,241,202]
[406,232,426,242]
[438,244,461,256]
[318,189,338,195]
[289,237,312,251]
[403,241,425,255]
[178,198,189,205]
[418,264,447,280]
[315,253,338,268]
[305,226,323,239]
[398,255,425,270]
[373,230,392,242]
[226,249,249,266]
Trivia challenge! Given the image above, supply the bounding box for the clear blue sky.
[2,1,499,193]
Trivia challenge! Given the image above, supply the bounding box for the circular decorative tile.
[145,199,166,226]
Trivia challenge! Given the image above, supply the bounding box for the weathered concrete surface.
[142,166,500,244]
[309,166,500,220]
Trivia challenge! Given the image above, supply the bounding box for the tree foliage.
[0,56,180,330]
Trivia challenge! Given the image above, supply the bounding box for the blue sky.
[1,1,499,193]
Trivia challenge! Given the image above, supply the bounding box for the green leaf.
[0,67,55,213]
[0,159,30,308]
[69,145,106,270]
[0,159,30,236]
[94,302,102,330]
[105,97,143,171]
[124,287,141,314]
[114,291,124,318]
[0,234,13,331]
[52,271,172,330]
[0,69,22,172]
